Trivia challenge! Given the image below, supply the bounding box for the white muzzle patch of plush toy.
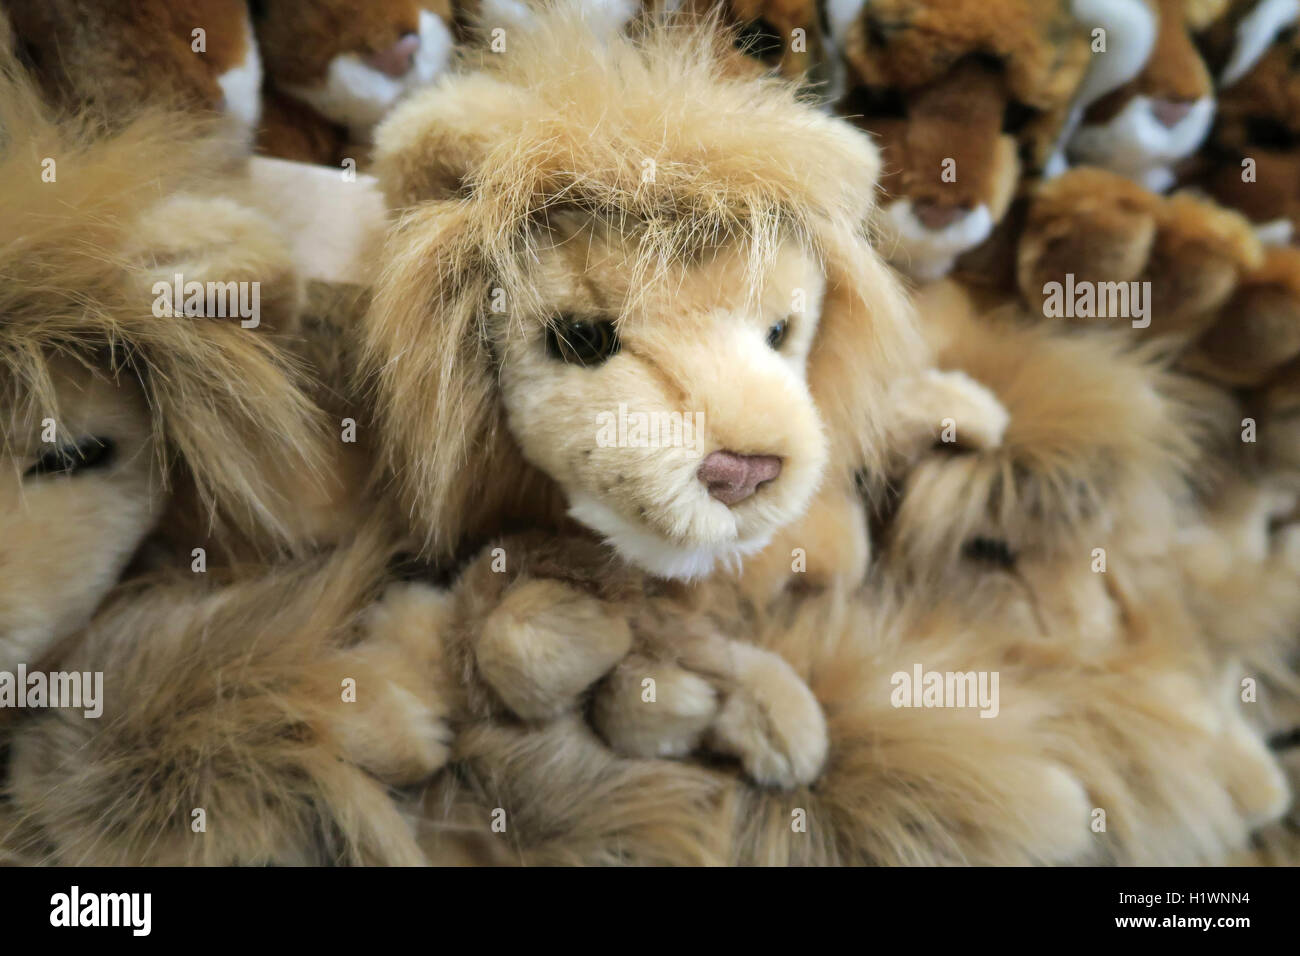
[1068,93,1216,192]
[878,199,995,282]
[1219,0,1299,85]
[216,11,265,145]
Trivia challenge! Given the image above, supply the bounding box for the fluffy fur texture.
[406,280,1296,867]
[2,531,451,865]
[4,2,1297,869]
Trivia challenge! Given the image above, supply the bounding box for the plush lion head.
[876,281,1215,596]
[359,6,923,579]
[0,47,326,668]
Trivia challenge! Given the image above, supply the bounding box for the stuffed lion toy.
[0,34,342,671]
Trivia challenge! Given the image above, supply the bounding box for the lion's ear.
[371,73,536,209]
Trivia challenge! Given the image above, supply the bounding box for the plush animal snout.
[913,201,970,231]
[1149,99,1194,129]
[366,33,421,78]
[698,450,782,506]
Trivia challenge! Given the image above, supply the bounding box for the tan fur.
[2,532,450,865]
[6,1,1296,869]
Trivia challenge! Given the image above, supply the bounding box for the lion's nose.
[698,450,783,506]
[366,33,421,78]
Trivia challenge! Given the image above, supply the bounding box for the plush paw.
[704,641,829,789]
[476,578,634,721]
[907,368,1010,452]
[1017,169,1263,337]
[1186,245,1300,386]
[1017,167,1159,312]
[591,655,719,758]
[333,581,455,785]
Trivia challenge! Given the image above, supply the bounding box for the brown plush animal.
[1200,4,1300,240]
[254,0,458,166]
[1,0,263,148]
[1016,1,1300,387]
[826,0,1148,281]
[1016,165,1264,340]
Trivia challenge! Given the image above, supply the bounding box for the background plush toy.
[1184,5,1300,386]
[1199,3,1300,241]
[253,0,458,166]
[824,0,1150,282]
[1011,1,1300,390]
[1067,0,1223,191]
[1,0,263,148]
[0,43,335,672]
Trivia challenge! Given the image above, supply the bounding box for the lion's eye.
[546,316,620,367]
[766,318,789,350]
[23,436,116,479]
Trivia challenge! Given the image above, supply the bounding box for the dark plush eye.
[963,536,1017,569]
[766,318,790,350]
[546,316,620,367]
[23,436,116,479]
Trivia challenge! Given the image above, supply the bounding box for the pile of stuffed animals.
[0,0,1297,865]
